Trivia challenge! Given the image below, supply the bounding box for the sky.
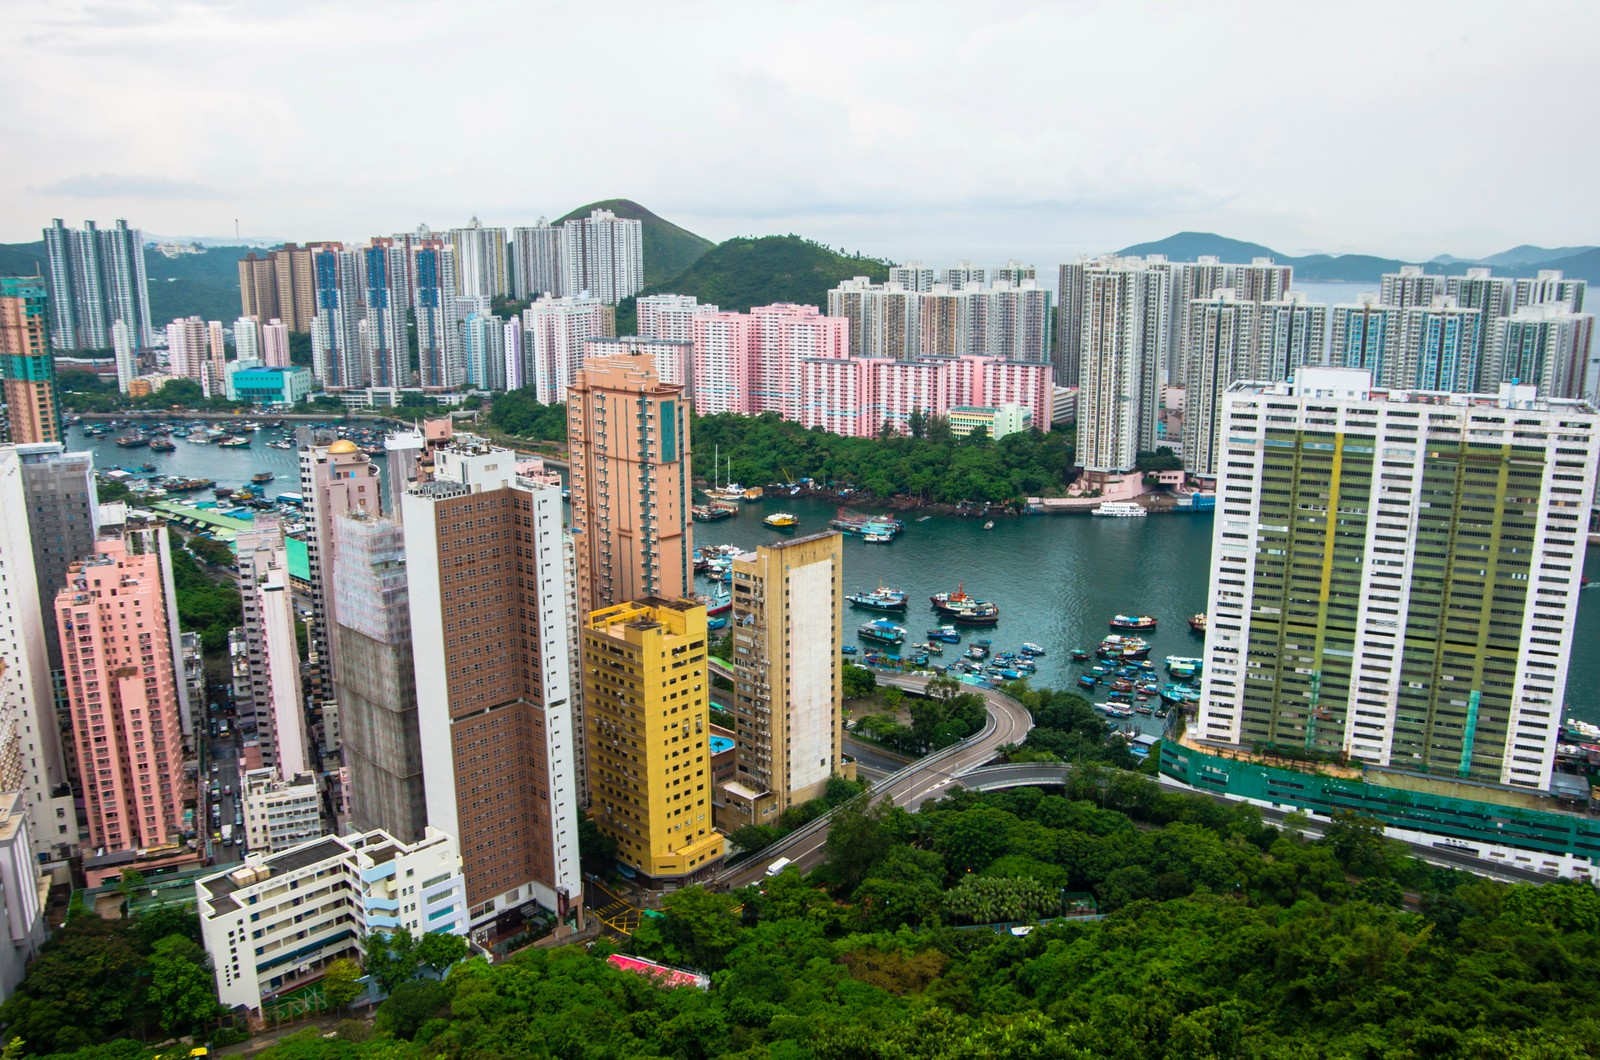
[3,0,1597,264]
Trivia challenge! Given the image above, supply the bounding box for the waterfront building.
[239,767,323,853]
[1396,296,1483,392]
[582,599,724,881]
[297,434,382,701]
[402,439,581,925]
[1489,304,1596,400]
[261,318,290,367]
[0,277,61,444]
[226,365,312,406]
[1055,260,1088,388]
[57,512,196,883]
[197,827,467,1012]
[1514,269,1586,314]
[1254,293,1328,381]
[1380,265,1445,309]
[0,448,81,865]
[566,352,692,617]
[1197,367,1599,791]
[561,209,643,305]
[637,294,718,344]
[449,218,509,299]
[112,320,137,395]
[1075,259,1169,474]
[689,311,752,416]
[720,535,848,831]
[519,295,607,404]
[361,243,406,389]
[1328,295,1401,383]
[511,221,564,300]
[309,245,366,389]
[165,315,211,394]
[333,511,426,841]
[1180,290,1258,479]
[1445,268,1514,374]
[1146,257,1227,387]
[749,304,850,421]
[235,518,308,778]
[795,352,1051,440]
[42,218,153,350]
[948,403,1033,440]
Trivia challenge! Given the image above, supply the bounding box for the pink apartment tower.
[56,518,190,876]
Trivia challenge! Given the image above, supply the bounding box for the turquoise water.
[709,735,734,754]
[66,425,1600,726]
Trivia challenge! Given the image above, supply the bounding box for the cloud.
[33,173,226,200]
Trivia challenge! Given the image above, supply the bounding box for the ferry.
[1188,613,1207,634]
[1092,502,1147,517]
[251,472,275,484]
[857,619,907,646]
[848,587,908,612]
[763,512,799,529]
[148,436,177,452]
[1110,614,1158,632]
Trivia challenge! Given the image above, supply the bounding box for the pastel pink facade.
[690,312,753,415]
[749,304,849,421]
[262,319,291,367]
[58,525,186,854]
[796,354,1052,439]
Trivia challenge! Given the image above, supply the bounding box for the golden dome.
[327,439,360,454]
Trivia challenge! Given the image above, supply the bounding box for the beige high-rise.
[566,352,692,618]
[718,533,850,830]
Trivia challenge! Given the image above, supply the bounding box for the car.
[222,785,231,796]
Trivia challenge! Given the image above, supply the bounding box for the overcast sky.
[4,0,1596,263]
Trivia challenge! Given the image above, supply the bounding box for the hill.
[555,198,714,288]
[1117,231,1281,264]
[0,240,45,278]
[0,241,245,324]
[1482,244,1598,268]
[634,234,892,313]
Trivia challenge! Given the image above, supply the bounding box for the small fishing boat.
[763,512,799,529]
[857,619,907,645]
[1110,614,1158,631]
[926,626,961,643]
[114,434,149,449]
[1069,648,1090,662]
[863,533,893,543]
[217,435,251,448]
[251,472,275,484]
[982,520,995,530]
[849,587,909,612]
[1020,643,1046,655]
[147,436,176,452]
[1189,613,1207,634]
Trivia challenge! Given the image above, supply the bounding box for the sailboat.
[706,443,745,501]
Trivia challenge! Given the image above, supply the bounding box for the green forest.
[25,772,1600,1060]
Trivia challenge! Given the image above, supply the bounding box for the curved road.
[710,671,1033,890]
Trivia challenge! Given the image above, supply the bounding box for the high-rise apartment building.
[238,253,280,326]
[0,278,61,445]
[1379,265,1445,309]
[235,518,308,779]
[42,218,153,350]
[567,353,692,618]
[1075,259,1169,473]
[309,245,366,389]
[1254,293,1328,381]
[689,311,752,415]
[0,792,45,1004]
[333,510,426,841]
[57,516,193,875]
[1180,290,1258,479]
[1396,297,1483,392]
[233,316,261,364]
[449,218,509,299]
[1489,304,1596,400]
[165,315,211,393]
[403,439,580,923]
[585,337,693,393]
[1445,268,1513,372]
[413,243,461,389]
[1197,368,1598,791]
[560,209,644,305]
[1329,295,1401,382]
[361,243,406,389]
[888,262,936,291]
[239,767,323,854]
[0,449,80,864]
[637,294,718,343]
[510,222,564,300]
[749,303,850,421]
[461,307,505,391]
[261,318,290,368]
[519,295,607,404]
[112,321,137,395]
[720,534,847,830]
[582,599,724,880]
[297,434,382,700]
[1514,269,1586,314]
[238,245,320,333]
[826,279,1052,362]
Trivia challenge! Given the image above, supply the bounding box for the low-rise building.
[227,365,312,406]
[197,827,468,1012]
[0,792,46,1005]
[948,403,1033,440]
[241,768,324,854]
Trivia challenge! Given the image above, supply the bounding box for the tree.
[414,931,468,975]
[579,813,618,872]
[842,664,876,700]
[363,928,420,994]
[322,957,364,1012]
[659,887,743,971]
[825,795,894,891]
[186,533,235,568]
[147,935,220,1036]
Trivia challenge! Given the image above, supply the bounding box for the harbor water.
[67,424,1600,729]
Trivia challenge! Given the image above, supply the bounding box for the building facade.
[240,767,323,853]
[297,434,383,701]
[1196,368,1598,791]
[1489,304,1596,400]
[582,599,724,880]
[235,519,308,779]
[0,278,61,445]
[42,218,153,350]
[560,209,643,305]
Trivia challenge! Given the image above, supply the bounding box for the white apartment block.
[241,768,324,854]
[1180,290,1258,479]
[510,222,564,300]
[198,827,468,1012]
[1514,270,1587,314]
[449,219,509,299]
[1198,368,1599,791]
[235,518,309,778]
[561,209,643,305]
[165,316,211,393]
[637,294,718,343]
[585,337,692,392]
[1075,260,1169,473]
[1490,303,1596,400]
[827,277,1052,361]
[1380,265,1445,309]
[519,296,607,403]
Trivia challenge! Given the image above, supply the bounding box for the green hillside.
[145,246,246,325]
[0,240,45,277]
[638,234,892,312]
[555,198,714,288]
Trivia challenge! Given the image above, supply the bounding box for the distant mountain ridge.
[1116,232,1600,285]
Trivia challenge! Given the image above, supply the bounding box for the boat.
[926,626,961,643]
[217,435,251,448]
[1020,642,1046,655]
[931,584,993,615]
[857,619,907,646]
[1160,684,1202,705]
[912,641,944,656]
[187,428,212,443]
[267,439,293,450]
[1189,613,1207,634]
[848,587,908,612]
[863,533,893,543]
[1092,502,1147,517]
[1078,674,1099,688]
[916,515,932,522]
[841,645,858,655]
[114,434,149,449]
[1166,656,1203,679]
[743,486,764,501]
[251,472,275,484]
[1070,648,1090,662]
[1110,614,1157,632]
[1098,635,1151,659]
[982,520,995,530]
[829,507,903,538]
[763,512,798,529]
[163,477,214,493]
[148,436,176,452]
[692,502,739,522]
[948,604,1000,626]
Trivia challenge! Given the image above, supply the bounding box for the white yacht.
[1092,502,1147,517]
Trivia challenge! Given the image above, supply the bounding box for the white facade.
[510,222,563,300]
[1075,259,1169,472]
[198,827,468,1012]
[637,294,718,343]
[585,337,691,391]
[0,793,45,1004]
[1380,265,1445,309]
[1514,270,1586,314]
[520,296,606,403]
[261,319,290,368]
[449,219,509,299]
[241,768,323,853]
[166,316,210,392]
[233,316,262,364]
[112,320,137,395]
[826,277,1052,361]
[1181,290,1258,478]
[1490,303,1596,400]
[560,209,643,305]
[236,519,309,778]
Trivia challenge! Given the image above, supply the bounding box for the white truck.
[221,824,234,847]
[764,857,792,877]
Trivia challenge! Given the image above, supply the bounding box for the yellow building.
[582,598,724,881]
[719,532,852,831]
